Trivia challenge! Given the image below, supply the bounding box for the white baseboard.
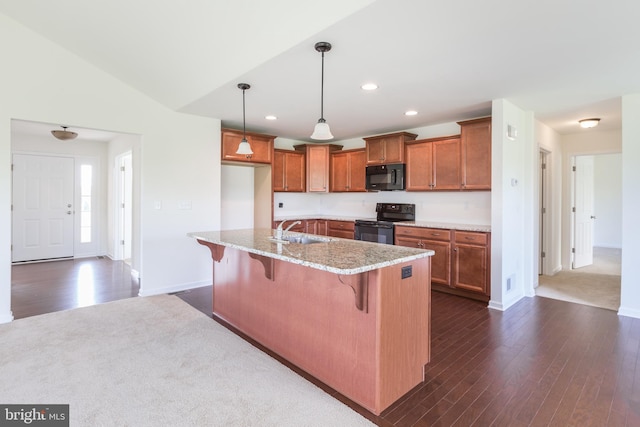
[618,306,640,319]
[138,280,210,297]
[0,311,14,324]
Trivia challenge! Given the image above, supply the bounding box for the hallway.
[536,247,621,311]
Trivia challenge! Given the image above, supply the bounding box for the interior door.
[12,154,75,262]
[573,155,594,268]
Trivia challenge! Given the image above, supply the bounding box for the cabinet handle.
[465,236,476,241]
[431,233,440,236]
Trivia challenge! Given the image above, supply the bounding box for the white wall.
[593,153,622,248]
[536,121,563,275]
[620,94,640,318]
[220,165,255,230]
[489,99,536,310]
[0,13,220,322]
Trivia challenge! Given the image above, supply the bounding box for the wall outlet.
[278,202,284,208]
[401,265,412,279]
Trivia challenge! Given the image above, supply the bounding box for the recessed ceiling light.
[579,118,600,128]
[405,110,418,116]
[265,115,277,120]
[361,83,378,91]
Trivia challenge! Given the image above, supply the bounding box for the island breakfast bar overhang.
[188,229,434,415]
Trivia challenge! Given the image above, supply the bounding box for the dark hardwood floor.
[10,260,640,426]
[11,257,139,319]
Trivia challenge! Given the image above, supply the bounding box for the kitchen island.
[188,229,433,415]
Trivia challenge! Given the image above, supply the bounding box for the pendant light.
[236,83,253,155]
[51,125,78,141]
[310,41,334,140]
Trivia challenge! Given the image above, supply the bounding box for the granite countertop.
[274,215,491,233]
[394,221,491,233]
[188,229,433,275]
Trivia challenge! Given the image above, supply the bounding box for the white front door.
[12,154,75,262]
[573,155,595,268]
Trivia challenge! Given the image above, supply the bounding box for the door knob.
[67,211,72,215]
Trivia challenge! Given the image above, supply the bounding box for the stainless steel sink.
[269,234,331,245]
[284,236,326,244]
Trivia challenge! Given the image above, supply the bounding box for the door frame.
[113,151,132,261]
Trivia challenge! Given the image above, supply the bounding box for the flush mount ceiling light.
[405,110,418,116]
[579,118,600,128]
[310,41,334,140]
[236,83,253,155]
[361,83,378,91]
[51,125,78,141]
[265,115,277,121]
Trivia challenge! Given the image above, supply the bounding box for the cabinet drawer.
[454,231,488,245]
[327,220,355,232]
[395,225,450,241]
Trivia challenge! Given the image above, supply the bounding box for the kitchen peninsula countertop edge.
[188,229,433,275]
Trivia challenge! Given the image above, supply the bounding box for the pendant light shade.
[236,83,253,155]
[310,42,334,140]
[51,126,78,141]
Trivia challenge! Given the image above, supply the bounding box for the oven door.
[354,221,394,245]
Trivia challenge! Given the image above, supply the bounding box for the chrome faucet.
[275,220,301,240]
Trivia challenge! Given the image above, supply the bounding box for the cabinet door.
[330,152,349,192]
[305,220,317,235]
[316,220,328,236]
[405,142,433,191]
[273,150,286,191]
[460,117,491,190]
[394,236,422,248]
[453,243,488,294]
[307,146,330,192]
[421,240,451,286]
[382,138,404,164]
[433,137,461,190]
[285,152,305,192]
[366,138,386,165]
[248,134,274,164]
[348,150,367,192]
[221,131,250,162]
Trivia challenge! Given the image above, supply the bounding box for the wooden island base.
[198,241,431,415]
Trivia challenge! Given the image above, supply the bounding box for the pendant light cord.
[242,88,247,138]
[320,51,325,120]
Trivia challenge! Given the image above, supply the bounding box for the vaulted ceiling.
[2,0,638,141]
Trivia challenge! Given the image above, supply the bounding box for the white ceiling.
[1,0,637,142]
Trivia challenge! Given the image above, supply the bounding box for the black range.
[354,203,415,245]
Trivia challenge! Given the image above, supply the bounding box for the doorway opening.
[537,152,622,311]
[9,119,141,318]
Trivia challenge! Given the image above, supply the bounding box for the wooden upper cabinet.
[405,136,460,191]
[273,149,305,192]
[221,128,274,164]
[363,132,417,165]
[330,149,366,192]
[405,141,433,190]
[294,144,343,193]
[458,117,491,190]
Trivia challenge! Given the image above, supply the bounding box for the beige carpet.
[537,247,621,311]
[0,295,375,426]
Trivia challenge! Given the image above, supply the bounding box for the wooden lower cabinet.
[452,231,490,296]
[326,220,355,239]
[395,225,490,301]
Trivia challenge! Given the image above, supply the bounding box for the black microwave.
[365,163,405,191]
